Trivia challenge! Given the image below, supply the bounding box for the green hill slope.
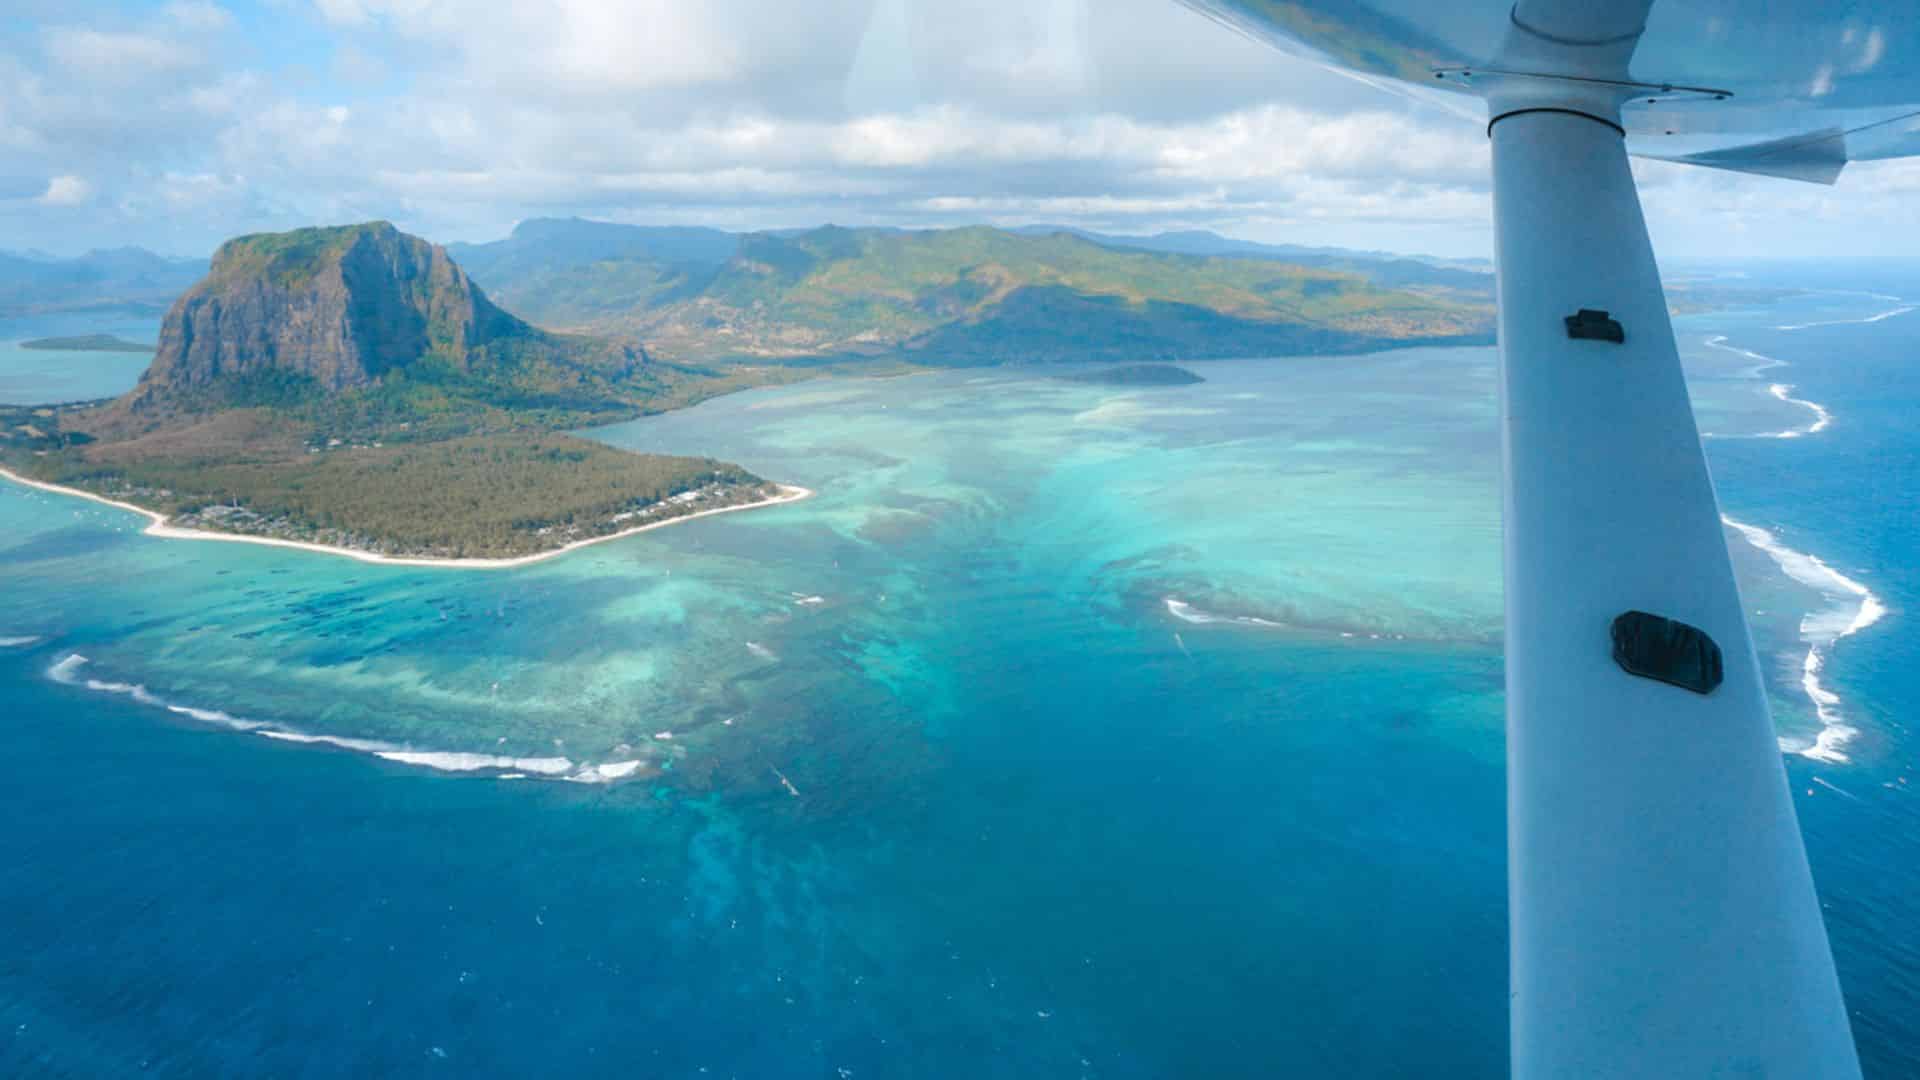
[455,221,1495,364]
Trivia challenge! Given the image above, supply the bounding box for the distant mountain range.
[0,247,208,317]
[447,219,1496,363]
[7,221,1499,360]
[1005,226,1495,279]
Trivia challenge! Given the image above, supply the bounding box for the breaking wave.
[1701,337,1830,439]
[1776,300,1914,332]
[1703,334,1785,379]
[46,654,649,783]
[1701,319,1888,763]
[1722,519,1887,763]
[1162,596,1414,642]
[1762,383,1832,438]
[1164,597,1284,629]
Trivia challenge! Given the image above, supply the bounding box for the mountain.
[1007,225,1402,261]
[0,247,208,317]
[113,222,712,436]
[454,220,1496,363]
[140,222,548,398]
[1006,226,1497,295]
[446,219,740,330]
[2,223,780,560]
[449,218,739,274]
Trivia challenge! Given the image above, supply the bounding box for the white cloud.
[42,28,200,81]
[3,0,1917,258]
[38,174,94,206]
[166,1,234,30]
[154,170,248,209]
[313,0,777,95]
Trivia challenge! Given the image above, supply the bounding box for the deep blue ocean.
[2,263,1917,1077]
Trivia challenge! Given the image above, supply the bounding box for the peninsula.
[0,222,797,562]
[0,461,809,569]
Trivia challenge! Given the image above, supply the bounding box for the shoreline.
[0,463,812,570]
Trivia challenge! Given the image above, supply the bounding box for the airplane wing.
[1170,1,1913,1075]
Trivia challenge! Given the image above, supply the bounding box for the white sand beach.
[0,464,811,570]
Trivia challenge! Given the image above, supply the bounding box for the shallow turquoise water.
[0,309,160,405]
[2,284,1913,1076]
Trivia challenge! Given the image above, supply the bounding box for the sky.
[5,0,1920,259]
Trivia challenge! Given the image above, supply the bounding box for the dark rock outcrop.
[130,222,636,412]
[138,222,502,400]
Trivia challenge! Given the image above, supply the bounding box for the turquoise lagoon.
[0,309,161,406]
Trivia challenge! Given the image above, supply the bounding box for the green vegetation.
[1665,283,1805,316]
[122,220,794,441]
[0,222,807,560]
[142,337,783,446]
[10,219,1643,559]
[454,222,1497,364]
[20,334,155,353]
[1056,363,1205,386]
[6,418,770,558]
[459,257,716,327]
[447,219,734,328]
[213,222,395,288]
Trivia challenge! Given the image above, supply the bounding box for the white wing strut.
[1169,0,1887,1070]
[1491,3,1859,1076]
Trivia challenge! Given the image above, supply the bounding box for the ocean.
[1,267,1915,1077]
[0,311,161,406]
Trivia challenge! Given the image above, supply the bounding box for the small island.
[1057,363,1206,387]
[20,334,156,353]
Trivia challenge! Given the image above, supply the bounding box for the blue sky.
[6,0,1920,259]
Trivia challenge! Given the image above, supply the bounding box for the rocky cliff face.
[131,222,547,408]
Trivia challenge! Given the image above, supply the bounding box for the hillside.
[446,219,739,330]
[1008,226,1497,297]
[0,246,207,317]
[111,222,681,435]
[1,223,787,560]
[451,220,1497,363]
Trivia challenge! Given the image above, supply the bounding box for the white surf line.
[1810,776,1862,802]
[1700,336,1830,439]
[1701,333,1783,379]
[1164,595,1413,642]
[1722,517,1888,764]
[1766,383,1832,437]
[45,652,647,783]
[1704,326,1887,764]
[0,464,811,570]
[1164,596,1282,629]
[1775,297,1914,332]
[768,764,802,797]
